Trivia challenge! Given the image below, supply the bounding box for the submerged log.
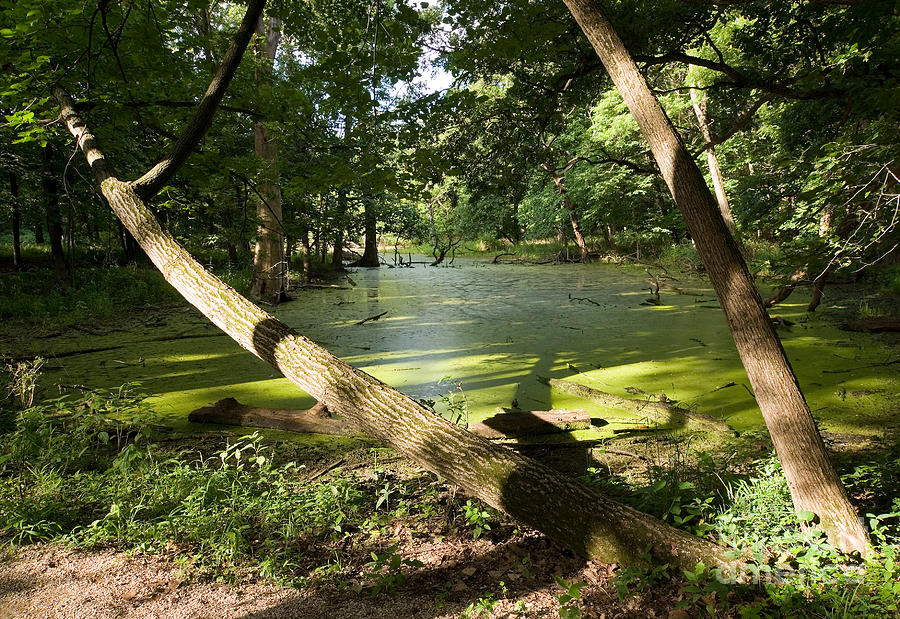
[537,376,732,434]
[469,408,592,438]
[190,398,592,440]
[839,318,900,333]
[188,398,360,436]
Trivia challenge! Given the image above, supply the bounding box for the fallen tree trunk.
[188,398,360,436]
[765,268,807,308]
[52,24,738,572]
[190,398,592,439]
[840,318,900,333]
[538,376,732,434]
[460,408,591,438]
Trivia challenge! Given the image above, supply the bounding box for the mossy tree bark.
[563,0,867,554]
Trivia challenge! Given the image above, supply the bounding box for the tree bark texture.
[563,0,867,553]
[10,170,21,270]
[55,86,738,572]
[249,16,286,302]
[690,88,737,236]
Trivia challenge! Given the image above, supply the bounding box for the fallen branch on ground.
[190,398,594,440]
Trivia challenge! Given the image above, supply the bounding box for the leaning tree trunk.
[564,196,590,262]
[543,163,590,262]
[690,87,737,237]
[10,170,22,271]
[55,84,738,573]
[249,16,286,303]
[563,0,867,553]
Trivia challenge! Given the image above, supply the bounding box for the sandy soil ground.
[0,537,684,619]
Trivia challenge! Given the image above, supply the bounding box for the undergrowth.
[0,386,459,588]
[1,383,898,615]
[587,448,900,618]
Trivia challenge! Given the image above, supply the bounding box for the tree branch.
[74,99,265,118]
[130,0,266,200]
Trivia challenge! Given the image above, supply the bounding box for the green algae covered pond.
[12,258,900,441]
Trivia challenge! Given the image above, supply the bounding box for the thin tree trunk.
[332,190,346,269]
[249,16,285,303]
[34,222,44,244]
[690,87,737,236]
[357,196,380,267]
[300,224,311,280]
[544,163,590,262]
[56,86,738,573]
[564,196,590,262]
[42,145,69,286]
[563,0,867,553]
[10,171,22,270]
[765,268,806,308]
[808,267,830,312]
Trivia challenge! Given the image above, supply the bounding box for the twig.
[356,311,388,325]
[568,293,601,306]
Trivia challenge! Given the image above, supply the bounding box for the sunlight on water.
[29,256,899,437]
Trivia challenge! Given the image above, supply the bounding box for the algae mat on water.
[14,259,899,439]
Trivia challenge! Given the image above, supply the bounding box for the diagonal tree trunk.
[51,0,739,566]
[55,88,737,571]
[690,87,737,236]
[563,0,867,554]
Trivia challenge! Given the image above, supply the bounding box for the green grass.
[2,385,898,615]
[0,387,449,586]
[0,265,182,328]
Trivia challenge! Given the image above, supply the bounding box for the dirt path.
[0,540,681,619]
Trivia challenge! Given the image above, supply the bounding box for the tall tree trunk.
[34,222,44,244]
[42,145,69,286]
[56,86,739,574]
[332,190,347,269]
[300,224,311,281]
[249,16,285,302]
[690,88,738,237]
[563,0,867,553]
[543,163,590,262]
[10,170,22,271]
[357,196,380,267]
